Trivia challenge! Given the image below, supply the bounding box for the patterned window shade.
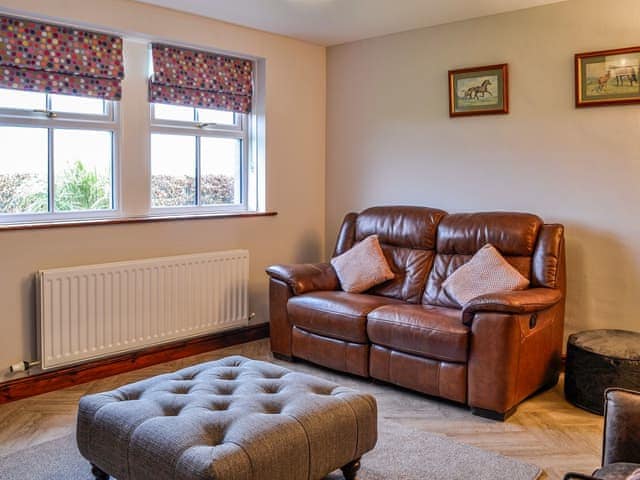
[0,15,124,100]
[149,43,253,114]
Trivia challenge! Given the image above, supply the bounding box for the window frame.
[149,104,250,214]
[0,91,120,224]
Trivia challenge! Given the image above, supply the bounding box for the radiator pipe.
[9,360,41,373]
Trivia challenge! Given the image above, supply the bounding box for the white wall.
[0,0,326,381]
[326,0,640,338]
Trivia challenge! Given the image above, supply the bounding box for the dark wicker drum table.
[565,329,640,415]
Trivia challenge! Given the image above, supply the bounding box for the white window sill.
[0,211,277,231]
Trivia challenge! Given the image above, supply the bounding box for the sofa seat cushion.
[367,304,469,363]
[288,291,402,344]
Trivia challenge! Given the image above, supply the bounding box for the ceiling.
[135,0,566,46]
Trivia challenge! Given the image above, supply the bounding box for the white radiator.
[37,250,249,370]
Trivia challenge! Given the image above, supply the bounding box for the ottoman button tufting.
[218,370,239,380]
[311,386,333,396]
[162,406,182,416]
[205,401,229,412]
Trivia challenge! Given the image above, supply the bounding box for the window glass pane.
[200,138,241,205]
[50,94,106,115]
[0,126,48,214]
[196,108,235,125]
[0,88,46,111]
[151,134,196,207]
[153,104,195,122]
[54,130,113,212]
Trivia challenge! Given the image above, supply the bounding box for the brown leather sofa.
[266,206,566,420]
[564,389,640,480]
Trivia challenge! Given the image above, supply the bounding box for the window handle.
[33,109,58,118]
[197,122,216,129]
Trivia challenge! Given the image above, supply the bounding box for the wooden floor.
[0,339,603,479]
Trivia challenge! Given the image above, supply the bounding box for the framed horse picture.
[575,46,640,107]
[448,64,508,117]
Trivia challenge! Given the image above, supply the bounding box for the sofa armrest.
[266,263,339,295]
[467,294,565,415]
[603,388,640,466]
[462,288,563,326]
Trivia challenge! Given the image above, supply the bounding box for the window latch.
[33,109,58,118]
[197,122,215,129]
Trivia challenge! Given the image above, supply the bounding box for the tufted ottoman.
[76,356,377,480]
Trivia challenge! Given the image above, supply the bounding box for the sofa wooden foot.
[471,406,516,421]
[341,458,361,480]
[91,464,109,479]
[272,352,295,362]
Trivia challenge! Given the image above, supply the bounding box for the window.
[0,16,262,226]
[0,89,118,222]
[150,103,247,212]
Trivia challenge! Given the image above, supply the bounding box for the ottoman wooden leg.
[341,458,361,480]
[91,464,109,479]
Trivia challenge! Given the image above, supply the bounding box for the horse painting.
[461,79,493,100]
[610,66,638,87]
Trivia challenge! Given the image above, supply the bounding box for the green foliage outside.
[56,161,111,211]
[0,161,110,214]
[0,163,235,213]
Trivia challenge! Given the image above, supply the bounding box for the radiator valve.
[9,360,40,373]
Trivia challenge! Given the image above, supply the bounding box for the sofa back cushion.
[335,206,447,303]
[423,212,542,308]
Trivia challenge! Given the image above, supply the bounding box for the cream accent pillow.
[330,235,395,293]
[443,243,529,306]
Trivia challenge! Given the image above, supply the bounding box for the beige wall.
[0,0,326,381]
[327,0,640,339]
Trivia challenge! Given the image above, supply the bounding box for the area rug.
[0,421,541,480]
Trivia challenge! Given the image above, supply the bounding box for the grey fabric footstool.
[77,356,377,480]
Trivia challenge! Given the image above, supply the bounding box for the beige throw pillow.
[443,243,529,306]
[331,235,394,293]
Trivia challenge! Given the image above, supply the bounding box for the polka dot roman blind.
[0,15,124,100]
[149,43,253,114]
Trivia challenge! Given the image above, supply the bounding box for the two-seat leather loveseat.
[266,206,566,420]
